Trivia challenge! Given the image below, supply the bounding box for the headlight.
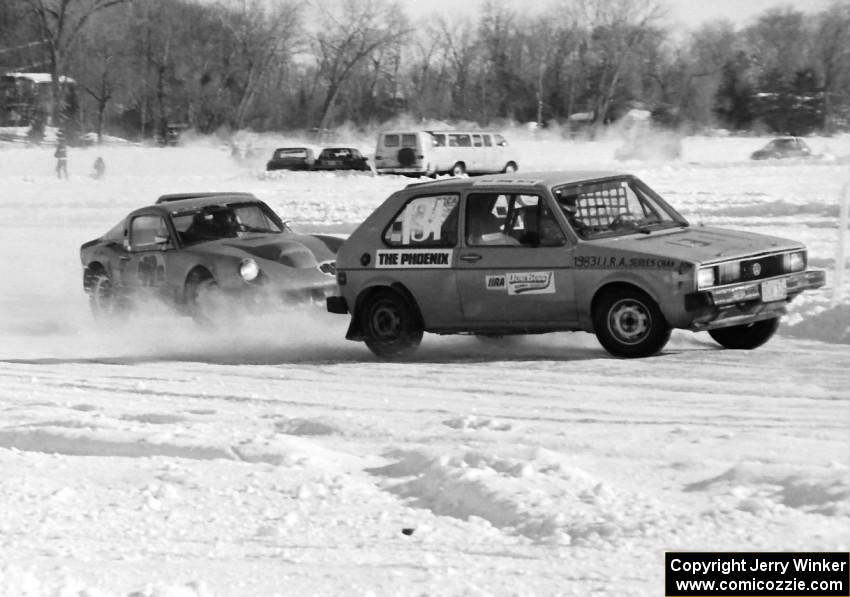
[698,267,716,289]
[784,251,805,272]
[239,258,259,281]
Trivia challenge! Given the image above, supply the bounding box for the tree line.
[1,0,849,143]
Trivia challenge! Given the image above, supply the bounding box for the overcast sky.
[400,0,834,28]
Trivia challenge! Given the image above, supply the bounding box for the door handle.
[460,254,482,262]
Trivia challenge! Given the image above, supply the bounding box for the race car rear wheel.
[593,288,671,358]
[89,272,120,317]
[360,289,423,358]
[708,318,779,350]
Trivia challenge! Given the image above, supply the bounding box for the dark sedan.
[750,137,812,160]
[80,192,340,321]
[312,147,371,171]
[266,147,315,171]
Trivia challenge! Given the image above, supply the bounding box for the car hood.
[595,226,804,264]
[192,233,336,268]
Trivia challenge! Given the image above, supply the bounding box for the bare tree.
[23,0,130,127]
[811,1,850,132]
[310,0,409,129]
[215,0,302,130]
[575,0,665,125]
[437,15,479,121]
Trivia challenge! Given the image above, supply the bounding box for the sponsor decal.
[375,249,453,268]
[486,275,506,289]
[485,272,556,294]
[507,271,555,295]
[573,255,678,269]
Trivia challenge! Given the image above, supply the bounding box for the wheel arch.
[346,282,424,341]
[183,265,215,303]
[83,261,108,292]
[589,280,664,331]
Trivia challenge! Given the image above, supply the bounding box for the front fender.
[582,270,682,330]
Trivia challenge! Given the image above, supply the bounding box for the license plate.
[761,278,787,302]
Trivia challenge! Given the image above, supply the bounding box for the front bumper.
[684,268,825,330]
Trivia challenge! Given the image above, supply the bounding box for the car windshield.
[552,176,687,240]
[173,203,284,246]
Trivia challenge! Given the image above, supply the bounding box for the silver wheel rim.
[607,298,651,345]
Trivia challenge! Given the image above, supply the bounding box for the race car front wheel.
[593,288,671,358]
[708,318,779,350]
[186,272,221,325]
[360,289,423,358]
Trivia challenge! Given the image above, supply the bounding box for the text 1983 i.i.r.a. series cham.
[326,171,826,358]
[80,192,340,321]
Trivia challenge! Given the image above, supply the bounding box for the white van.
[374,130,519,176]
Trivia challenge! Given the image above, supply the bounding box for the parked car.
[80,192,340,321]
[313,147,371,171]
[266,147,315,171]
[750,137,812,160]
[373,130,519,177]
[326,171,825,358]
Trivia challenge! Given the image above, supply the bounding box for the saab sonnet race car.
[80,192,340,321]
[326,171,825,358]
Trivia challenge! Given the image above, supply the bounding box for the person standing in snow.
[54,142,68,179]
[92,156,106,179]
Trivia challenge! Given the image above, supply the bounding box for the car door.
[455,192,577,326]
[120,213,174,303]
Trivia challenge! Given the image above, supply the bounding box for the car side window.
[130,215,170,250]
[466,194,517,246]
[383,194,459,247]
[467,194,565,247]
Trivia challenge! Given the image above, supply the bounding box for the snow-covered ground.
[0,133,848,596]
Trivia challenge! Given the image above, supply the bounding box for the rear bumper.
[376,166,429,176]
[684,268,825,329]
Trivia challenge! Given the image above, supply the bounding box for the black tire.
[708,318,779,350]
[593,288,671,358]
[502,161,518,173]
[88,272,121,318]
[359,289,423,358]
[186,271,220,325]
[397,147,416,167]
[451,162,466,176]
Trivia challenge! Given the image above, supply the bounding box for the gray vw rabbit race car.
[81,192,340,321]
[327,171,826,358]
